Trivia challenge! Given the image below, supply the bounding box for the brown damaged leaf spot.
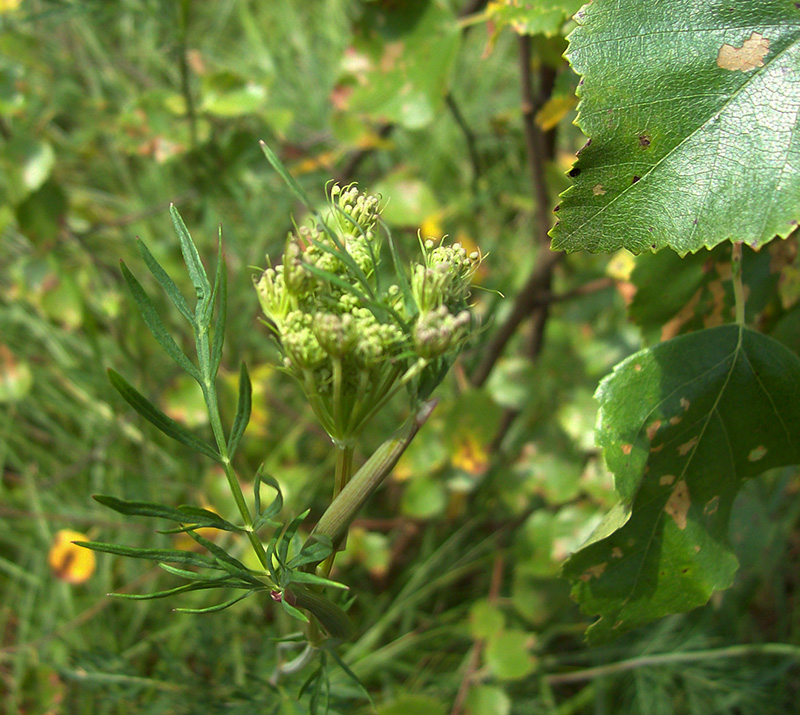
[592,184,606,196]
[717,32,770,72]
[659,474,676,486]
[748,445,767,462]
[621,443,633,455]
[677,436,699,456]
[579,562,608,581]
[611,547,623,558]
[703,495,720,516]
[664,480,691,530]
[669,415,682,426]
[680,397,690,411]
[646,420,661,441]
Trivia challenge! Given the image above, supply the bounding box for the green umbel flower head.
[256,184,482,441]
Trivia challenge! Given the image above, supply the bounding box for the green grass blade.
[107,368,221,462]
[137,238,193,323]
[170,204,211,311]
[119,260,201,381]
[228,361,252,459]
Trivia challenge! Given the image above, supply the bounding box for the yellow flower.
[49,530,96,585]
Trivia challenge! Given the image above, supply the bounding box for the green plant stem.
[198,323,269,570]
[311,400,437,550]
[319,442,356,577]
[545,643,800,685]
[731,241,745,326]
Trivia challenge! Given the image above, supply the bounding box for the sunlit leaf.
[551,0,800,254]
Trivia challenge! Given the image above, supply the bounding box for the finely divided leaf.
[136,239,193,323]
[551,0,800,254]
[170,205,211,308]
[564,325,800,642]
[107,369,221,462]
[119,260,201,381]
[93,495,242,532]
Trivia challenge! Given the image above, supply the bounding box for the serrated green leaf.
[119,260,201,381]
[92,495,241,532]
[564,325,800,643]
[551,0,800,254]
[170,204,211,309]
[228,362,251,459]
[136,238,193,323]
[75,541,223,570]
[107,369,221,462]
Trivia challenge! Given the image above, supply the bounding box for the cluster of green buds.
[255,183,481,443]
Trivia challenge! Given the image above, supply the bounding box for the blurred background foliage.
[0,0,798,713]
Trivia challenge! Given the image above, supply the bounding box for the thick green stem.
[311,400,437,550]
[319,442,355,577]
[731,242,745,326]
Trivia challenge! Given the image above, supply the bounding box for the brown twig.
[471,35,561,457]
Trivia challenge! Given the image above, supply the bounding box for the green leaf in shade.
[550,0,800,254]
[107,369,221,462]
[119,260,201,381]
[92,495,242,532]
[75,541,223,570]
[227,362,252,459]
[628,243,781,343]
[487,0,584,37]
[377,694,448,715]
[136,238,193,323]
[170,205,211,310]
[465,685,511,715]
[208,234,226,375]
[484,630,537,681]
[563,325,800,643]
[339,0,460,130]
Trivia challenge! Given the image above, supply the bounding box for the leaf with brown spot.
[717,32,770,72]
[550,1,800,254]
[564,325,800,643]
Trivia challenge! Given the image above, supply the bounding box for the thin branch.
[445,92,481,193]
